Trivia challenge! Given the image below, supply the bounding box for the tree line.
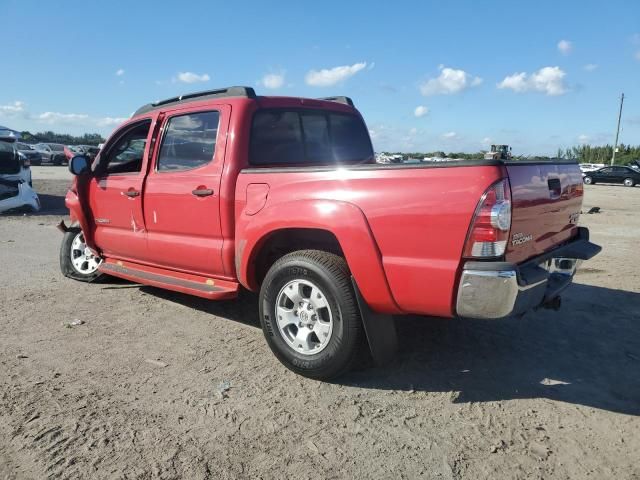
[387,143,640,165]
[19,130,105,146]
[555,144,640,165]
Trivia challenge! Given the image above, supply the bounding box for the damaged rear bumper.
[455,227,601,319]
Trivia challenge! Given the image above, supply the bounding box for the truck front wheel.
[259,250,364,380]
[59,227,103,282]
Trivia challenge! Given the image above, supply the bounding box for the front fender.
[236,199,402,314]
[64,177,97,251]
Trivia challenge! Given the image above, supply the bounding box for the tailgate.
[506,162,584,263]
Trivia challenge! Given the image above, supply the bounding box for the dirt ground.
[1,174,639,479]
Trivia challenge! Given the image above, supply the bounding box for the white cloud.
[0,101,25,114]
[409,127,418,135]
[482,137,492,145]
[497,66,568,96]
[583,63,598,71]
[414,105,429,117]
[261,72,285,89]
[96,116,128,127]
[442,131,457,139]
[305,62,367,87]
[419,66,482,96]
[115,68,125,76]
[557,40,573,55]
[38,112,89,124]
[635,50,640,61]
[1,101,128,134]
[176,72,210,84]
[578,134,589,144]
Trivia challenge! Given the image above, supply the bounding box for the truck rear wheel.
[59,227,103,282]
[259,250,364,380]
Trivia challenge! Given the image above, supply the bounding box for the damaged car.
[0,128,40,213]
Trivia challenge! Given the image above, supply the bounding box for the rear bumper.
[455,227,601,319]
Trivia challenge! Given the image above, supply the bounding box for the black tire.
[259,250,364,380]
[59,227,103,282]
[54,155,63,166]
[583,176,594,185]
[623,178,635,187]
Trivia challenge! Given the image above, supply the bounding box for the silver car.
[33,142,66,165]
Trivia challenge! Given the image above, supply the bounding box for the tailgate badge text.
[511,232,533,246]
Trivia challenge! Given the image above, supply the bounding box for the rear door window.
[157,111,220,172]
[249,109,373,166]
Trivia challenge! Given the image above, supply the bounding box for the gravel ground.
[0,176,639,479]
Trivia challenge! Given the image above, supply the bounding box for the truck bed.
[236,159,584,317]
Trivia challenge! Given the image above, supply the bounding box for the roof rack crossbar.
[317,96,355,107]
[134,86,256,116]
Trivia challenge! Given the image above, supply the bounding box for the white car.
[579,163,605,174]
[0,129,40,213]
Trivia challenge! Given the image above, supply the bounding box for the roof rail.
[318,96,355,107]
[134,86,256,116]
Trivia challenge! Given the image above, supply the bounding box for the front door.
[87,118,156,261]
[143,106,229,277]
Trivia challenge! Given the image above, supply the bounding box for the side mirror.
[69,155,90,176]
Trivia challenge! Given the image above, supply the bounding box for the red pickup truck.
[59,86,600,379]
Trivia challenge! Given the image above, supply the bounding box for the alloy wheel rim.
[275,279,333,355]
[70,232,101,275]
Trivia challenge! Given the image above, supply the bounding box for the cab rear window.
[249,109,373,166]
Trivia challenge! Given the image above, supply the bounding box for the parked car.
[63,145,83,163]
[16,142,43,166]
[33,143,66,165]
[78,144,101,161]
[0,130,40,213]
[58,86,601,380]
[64,145,101,163]
[579,163,604,174]
[582,166,640,187]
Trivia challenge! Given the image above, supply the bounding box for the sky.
[1,0,639,155]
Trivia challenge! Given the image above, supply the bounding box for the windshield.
[50,144,64,151]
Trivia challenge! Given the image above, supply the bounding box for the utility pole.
[611,92,624,165]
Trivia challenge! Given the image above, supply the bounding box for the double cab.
[60,86,601,379]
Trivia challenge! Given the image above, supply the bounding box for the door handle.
[192,188,214,197]
[122,189,140,198]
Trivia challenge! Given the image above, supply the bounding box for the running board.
[99,259,239,300]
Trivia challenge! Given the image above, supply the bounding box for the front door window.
[93,121,151,176]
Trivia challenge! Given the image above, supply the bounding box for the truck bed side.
[235,162,504,317]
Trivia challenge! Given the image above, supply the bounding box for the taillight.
[463,178,512,258]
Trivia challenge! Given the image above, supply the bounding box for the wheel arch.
[236,199,402,314]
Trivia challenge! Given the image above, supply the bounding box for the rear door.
[142,105,230,276]
[611,166,628,183]
[505,162,584,264]
[87,117,157,260]
[594,167,613,183]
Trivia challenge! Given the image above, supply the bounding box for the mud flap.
[352,277,398,366]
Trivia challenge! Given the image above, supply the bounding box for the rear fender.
[237,199,401,314]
